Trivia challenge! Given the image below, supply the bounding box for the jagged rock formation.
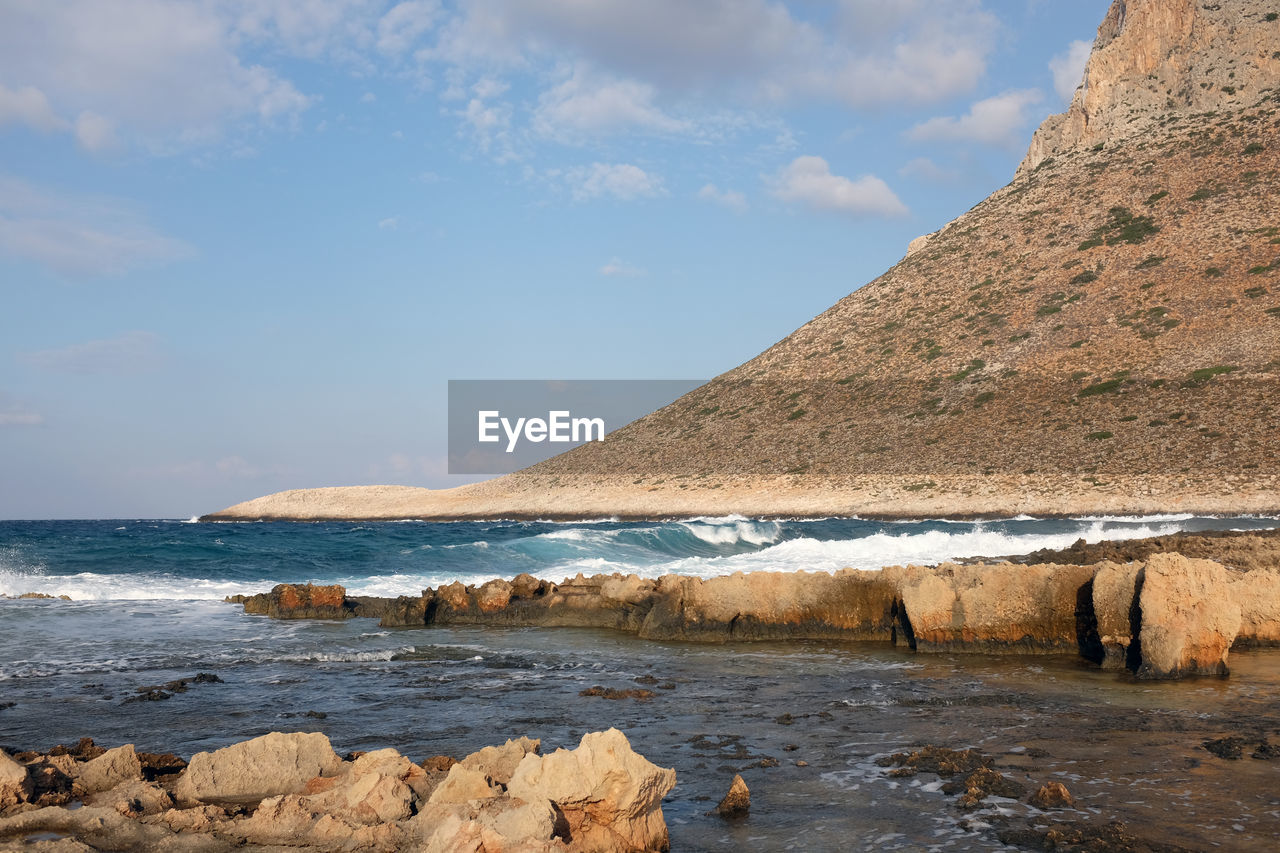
[0,729,676,852]
[1021,0,1280,173]
[206,0,1280,520]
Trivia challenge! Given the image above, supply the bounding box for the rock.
[1029,781,1075,809]
[299,748,429,824]
[943,767,1025,810]
[507,728,676,852]
[641,570,897,642]
[85,780,174,817]
[0,750,33,810]
[242,583,352,619]
[1089,561,1141,667]
[1203,736,1247,760]
[1231,569,1280,647]
[75,744,143,796]
[579,686,655,700]
[173,731,343,805]
[1135,554,1241,679]
[458,737,540,787]
[426,764,498,806]
[876,745,992,778]
[415,799,562,853]
[712,774,749,818]
[892,563,1097,653]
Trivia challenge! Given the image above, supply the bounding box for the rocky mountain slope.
[207,0,1280,520]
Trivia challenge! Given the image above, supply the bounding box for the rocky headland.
[0,729,675,852]
[205,0,1280,523]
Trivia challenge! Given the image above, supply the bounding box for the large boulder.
[173,732,343,805]
[893,563,1096,652]
[1090,561,1142,668]
[1136,554,1242,679]
[1231,569,1280,647]
[640,569,897,642]
[75,744,143,796]
[507,728,676,852]
[0,751,32,810]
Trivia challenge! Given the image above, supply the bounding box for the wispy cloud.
[599,257,645,277]
[697,183,748,213]
[0,175,193,276]
[769,155,907,217]
[20,331,164,374]
[0,392,44,427]
[562,162,665,201]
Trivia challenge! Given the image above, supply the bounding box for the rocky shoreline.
[227,529,1280,681]
[0,729,675,852]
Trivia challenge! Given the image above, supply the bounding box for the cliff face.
[1021,0,1280,172]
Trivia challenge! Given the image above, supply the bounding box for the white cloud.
[378,217,399,229]
[533,65,687,140]
[0,84,69,133]
[0,0,314,150]
[0,392,44,427]
[907,89,1044,148]
[429,0,996,107]
[599,257,645,277]
[564,162,664,201]
[74,112,119,153]
[697,183,748,213]
[0,175,194,276]
[1050,39,1092,103]
[769,155,907,217]
[459,96,516,160]
[376,0,441,56]
[20,331,164,375]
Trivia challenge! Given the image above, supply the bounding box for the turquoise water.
[2,515,1279,850]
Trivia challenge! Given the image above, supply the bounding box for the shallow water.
[3,517,1279,850]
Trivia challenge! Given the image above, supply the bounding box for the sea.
[3,514,1280,851]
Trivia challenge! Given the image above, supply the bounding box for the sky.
[0,0,1111,519]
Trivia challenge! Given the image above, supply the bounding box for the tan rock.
[0,750,33,810]
[459,737,541,787]
[173,731,343,805]
[1231,569,1280,646]
[75,744,143,796]
[894,563,1096,652]
[427,764,498,806]
[475,579,513,612]
[713,774,749,817]
[1091,561,1142,667]
[1029,781,1075,809]
[85,780,173,817]
[507,728,676,852]
[1136,554,1242,679]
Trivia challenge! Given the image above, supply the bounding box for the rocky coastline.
[0,729,675,852]
[226,529,1280,681]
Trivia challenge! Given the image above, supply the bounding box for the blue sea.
[3,514,1280,851]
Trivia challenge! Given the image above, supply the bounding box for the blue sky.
[0,0,1110,519]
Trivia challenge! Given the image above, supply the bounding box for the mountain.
[207,0,1280,521]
